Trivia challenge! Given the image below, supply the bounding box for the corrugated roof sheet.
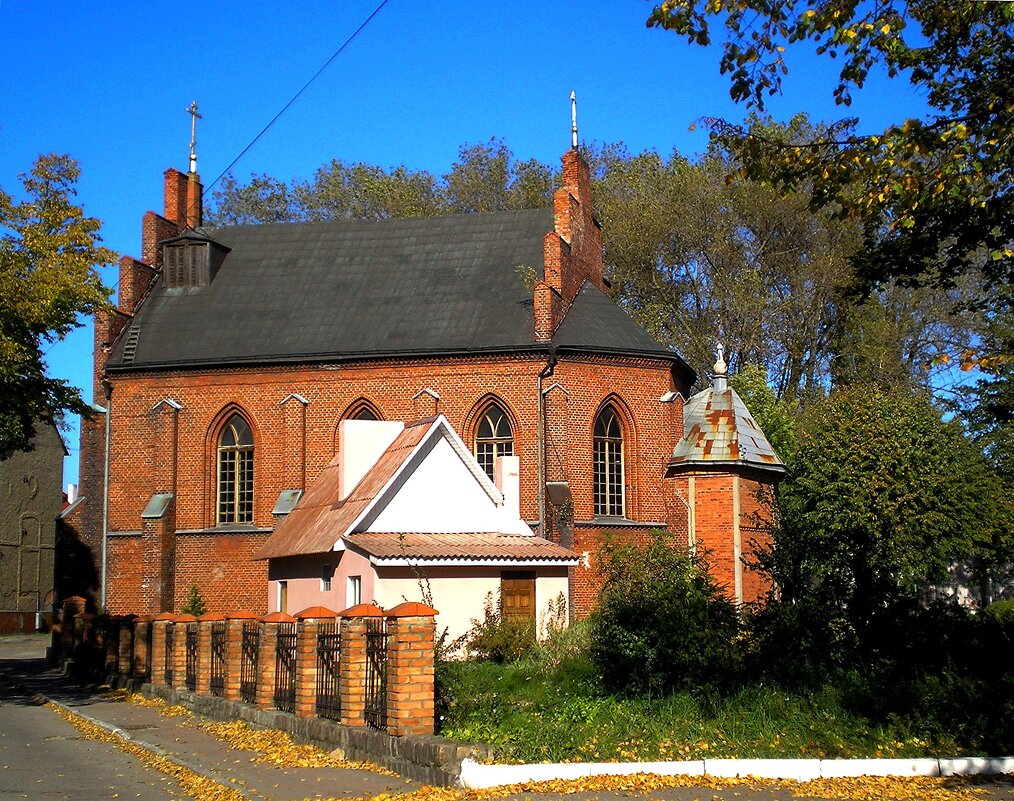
[107,209,689,372]
[344,532,578,563]
[669,385,786,475]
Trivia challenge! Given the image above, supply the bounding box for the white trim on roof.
[368,556,579,568]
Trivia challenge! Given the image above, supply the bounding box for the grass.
[436,656,963,764]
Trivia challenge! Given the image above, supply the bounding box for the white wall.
[366,437,529,535]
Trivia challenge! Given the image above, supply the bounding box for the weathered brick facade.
[68,150,781,620]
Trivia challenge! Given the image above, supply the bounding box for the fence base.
[142,682,487,786]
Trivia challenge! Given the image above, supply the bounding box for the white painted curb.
[458,756,1014,789]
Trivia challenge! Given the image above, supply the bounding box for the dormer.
[162,230,230,289]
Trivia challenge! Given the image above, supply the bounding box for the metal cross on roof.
[187,100,202,174]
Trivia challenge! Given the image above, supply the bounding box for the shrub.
[984,598,1014,627]
[180,583,207,617]
[461,593,537,663]
[590,532,741,695]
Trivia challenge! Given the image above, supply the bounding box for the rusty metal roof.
[669,385,785,475]
[255,419,433,560]
[344,532,578,564]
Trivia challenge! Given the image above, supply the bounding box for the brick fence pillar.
[151,614,174,687]
[57,596,86,667]
[74,612,96,677]
[118,615,136,676]
[224,611,257,702]
[338,603,384,727]
[294,606,337,719]
[256,612,294,710]
[173,614,195,690]
[133,616,153,679]
[385,602,437,736]
[196,613,222,696]
[102,616,119,676]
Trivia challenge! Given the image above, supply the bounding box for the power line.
[203,0,392,198]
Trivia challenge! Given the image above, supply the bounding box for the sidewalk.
[0,634,418,801]
[2,634,1012,801]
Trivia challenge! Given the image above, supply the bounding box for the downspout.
[536,347,557,538]
[101,379,112,612]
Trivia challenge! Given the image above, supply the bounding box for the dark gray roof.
[107,208,690,374]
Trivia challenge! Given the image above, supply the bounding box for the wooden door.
[501,571,535,619]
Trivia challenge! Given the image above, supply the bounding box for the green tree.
[767,386,1006,616]
[207,173,296,225]
[0,155,114,453]
[180,583,207,617]
[728,362,798,459]
[646,1,1014,312]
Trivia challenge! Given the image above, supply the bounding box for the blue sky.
[1,0,930,484]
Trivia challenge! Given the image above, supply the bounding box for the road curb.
[458,755,1014,789]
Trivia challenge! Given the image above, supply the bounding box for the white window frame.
[346,575,362,608]
[321,563,332,592]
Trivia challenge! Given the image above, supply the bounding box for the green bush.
[461,593,537,663]
[180,584,207,617]
[589,532,741,695]
[984,598,1014,626]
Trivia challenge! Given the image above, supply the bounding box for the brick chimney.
[162,167,203,230]
[535,148,607,340]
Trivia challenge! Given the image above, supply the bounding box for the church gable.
[360,432,526,535]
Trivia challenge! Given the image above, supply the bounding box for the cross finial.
[187,101,202,174]
[570,91,578,149]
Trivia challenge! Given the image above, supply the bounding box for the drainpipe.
[536,347,557,538]
[101,379,112,612]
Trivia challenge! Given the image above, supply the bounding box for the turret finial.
[714,342,727,376]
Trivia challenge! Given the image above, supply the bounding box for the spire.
[713,341,728,391]
[187,100,202,175]
[570,91,578,149]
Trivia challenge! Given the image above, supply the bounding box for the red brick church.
[60,143,784,620]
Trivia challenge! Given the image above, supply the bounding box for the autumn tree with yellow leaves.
[0,154,114,453]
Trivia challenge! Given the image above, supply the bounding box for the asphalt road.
[0,676,185,800]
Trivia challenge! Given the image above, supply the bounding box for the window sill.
[574,518,667,529]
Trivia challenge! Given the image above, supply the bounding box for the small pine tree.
[180,583,207,617]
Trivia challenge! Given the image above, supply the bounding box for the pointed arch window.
[594,405,624,517]
[217,415,253,525]
[352,406,378,421]
[474,403,514,481]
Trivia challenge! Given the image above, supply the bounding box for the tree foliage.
[646,0,1014,304]
[766,386,1009,615]
[0,155,114,453]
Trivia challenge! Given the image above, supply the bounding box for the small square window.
[321,564,332,592]
[347,575,362,608]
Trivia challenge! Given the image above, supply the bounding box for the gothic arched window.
[474,402,514,481]
[593,405,624,517]
[217,415,253,525]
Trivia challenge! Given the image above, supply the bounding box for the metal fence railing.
[163,622,175,686]
[364,618,388,731]
[273,622,297,714]
[315,622,341,721]
[240,621,259,704]
[209,621,226,697]
[184,623,199,691]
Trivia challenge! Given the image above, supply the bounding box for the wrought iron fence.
[164,623,175,685]
[209,621,226,697]
[185,623,198,691]
[273,622,297,714]
[364,618,388,731]
[142,622,153,679]
[240,622,260,704]
[315,622,341,721]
